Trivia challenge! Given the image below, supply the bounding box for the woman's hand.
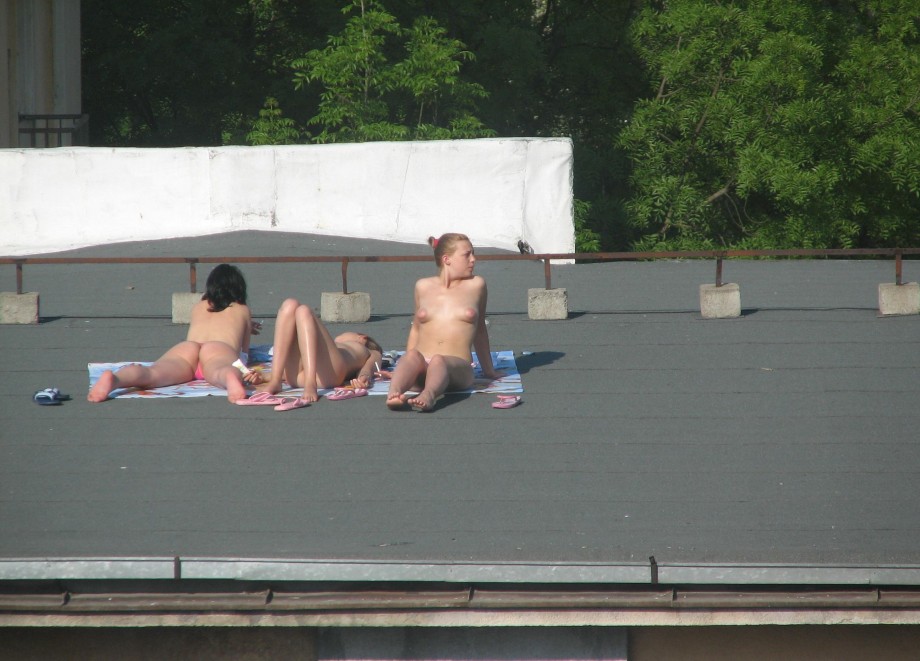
[243,370,264,385]
[481,369,505,382]
[250,319,263,335]
[350,373,373,389]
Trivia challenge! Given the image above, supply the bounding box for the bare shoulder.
[230,302,252,318]
[189,298,210,318]
[466,275,487,292]
[415,276,439,293]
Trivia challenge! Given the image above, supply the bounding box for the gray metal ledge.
[5,558,920,586]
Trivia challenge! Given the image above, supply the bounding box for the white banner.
[0,138,574,256]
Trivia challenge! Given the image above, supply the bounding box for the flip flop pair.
[326,388,368,401]
[33,388,71,406]
[235,391,310,411]
[492,395,521,409]
[273,397,309,412]
[235,391,284,406]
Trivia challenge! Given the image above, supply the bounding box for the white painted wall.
[0,138,574,256]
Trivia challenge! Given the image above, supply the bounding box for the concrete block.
[321,291,371,323]
[0,292,39,324]
[879,282,920,316]
[528,287,568,320]
[172,292,201,324]
[700,283,741,319]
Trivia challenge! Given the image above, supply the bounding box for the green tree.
[246,97,302,145]
[290,0,493,142]
[620,0,920,250]
[408,0,646,250]
[835,1,920,247]
[81,0,337,146]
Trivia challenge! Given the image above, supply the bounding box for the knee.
[279,298,300,315]
[403,349,425,363]
[294,304,317,324]
[427,354,447,369]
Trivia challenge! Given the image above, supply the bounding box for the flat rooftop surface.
[2,231,919,586]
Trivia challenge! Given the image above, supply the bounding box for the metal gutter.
[5,559,920,627]
[5,558,920,586]
[4,586,920,627]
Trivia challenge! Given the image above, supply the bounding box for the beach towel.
[87,347,522,399]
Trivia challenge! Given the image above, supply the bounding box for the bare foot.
[407,390,441,412]
[226,378,248,404]
[87,370,116,402]
[302,387,320,403]
[386,392,408,410]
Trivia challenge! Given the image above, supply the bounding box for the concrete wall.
[0,138,574,256]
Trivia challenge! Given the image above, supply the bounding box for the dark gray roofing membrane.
[3,232,920,593]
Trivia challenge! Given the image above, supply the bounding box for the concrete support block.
[879,282,920,316]
[528,287,568,320]
[700,283,741,319]
[0,292,40,324]
[172,292,201,324]
[321,291,371,323]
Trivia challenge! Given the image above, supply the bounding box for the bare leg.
[386,349,427,410]
[199,341,248,403]
[406,355,473,412]
[257,298,304,395]
[293,304,350,402]
[87,341,200,402]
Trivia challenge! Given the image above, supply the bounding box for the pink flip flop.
[326,388,368,401]
[274,397,310,412]
[235,391,284,406]
[492,395,521,409]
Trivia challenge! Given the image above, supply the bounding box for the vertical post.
[543,258,552,290]
[896,249,903,286]
[15,261,24,295]
[716,255,724,288]
[342,258,350,295]
[188,259,198,293]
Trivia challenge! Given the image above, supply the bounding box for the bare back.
[411,275,485,361]
[186,299,252,354]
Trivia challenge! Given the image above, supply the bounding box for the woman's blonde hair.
[428,233,472,268]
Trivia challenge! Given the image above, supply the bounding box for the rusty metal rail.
[2,248,920,296]
[3,584,920,618]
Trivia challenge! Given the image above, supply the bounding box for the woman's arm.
[471,279,499,379]
[241,304,253,355]
[352,349,382,388]
[405,281,422,352]
[239,305,265,384]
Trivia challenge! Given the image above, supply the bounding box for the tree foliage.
[290,0,492,142]
[246,97,302,145]
[620,0,920,250]
[81,0,334,145]
[81,0,920,250]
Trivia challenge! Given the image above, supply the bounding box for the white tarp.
[0,138,574,256]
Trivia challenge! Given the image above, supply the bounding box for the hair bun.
[428,236,439,248]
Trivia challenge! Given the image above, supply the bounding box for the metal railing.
[18,113,90,147]
[3,248,920,297]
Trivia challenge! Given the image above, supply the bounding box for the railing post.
[342,258,350,295]
[188,259,198,293]
[15,261,24,295]
[896,249,903,286]
[716,253,724,288]
[544,258,552,290]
